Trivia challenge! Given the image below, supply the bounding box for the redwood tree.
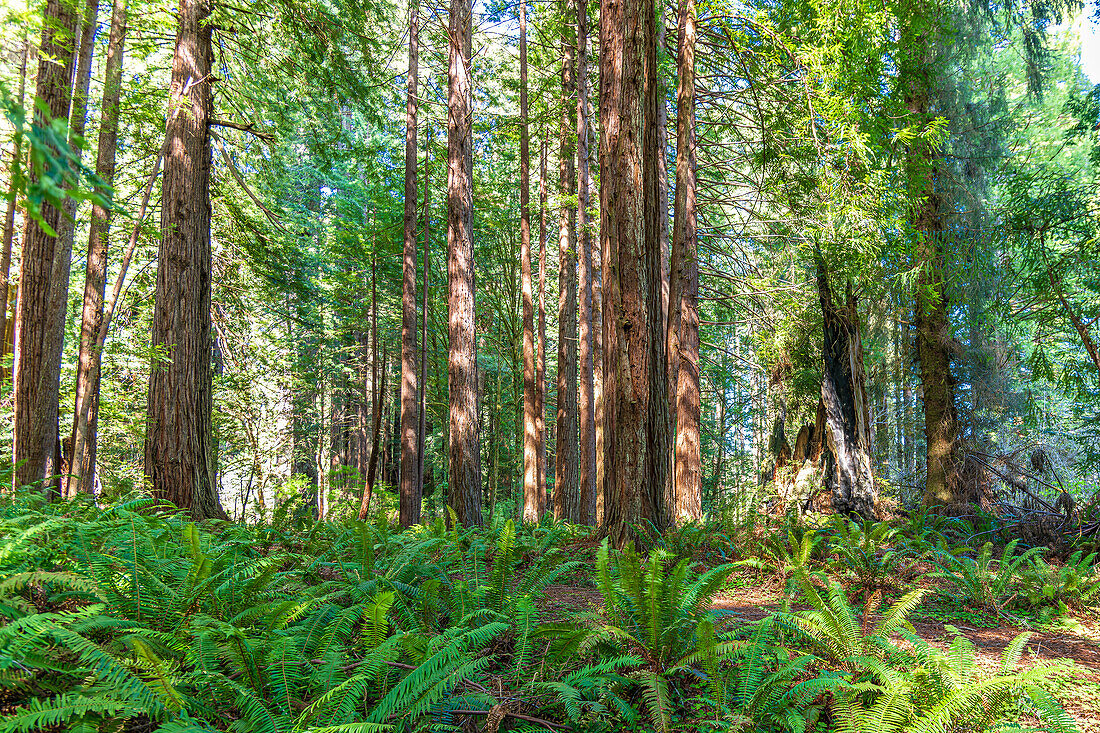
[399,0,421,527]
[69,0,129,499]
[145,0,226,520]
[556,3,579,520]
[599,0,666,547]
[668,0,701,523]
[575,0,596,525]
[13,0,79,490]
[520,0,542,524]
[447,0,483,526]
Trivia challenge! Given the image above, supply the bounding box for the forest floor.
[539,570,1100,731]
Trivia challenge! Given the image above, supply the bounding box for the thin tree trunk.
[643,0,671,533]
[399,0,420,527]
[556,5,579,521]
[447,0,483,526]
[69,0,129,499]
[14,0,80,490]
[669,0,701,523]
[43,0,99,493]
[360,349,387,520]
[146,0,225,520]
[1040,237,1100,375]
[575,0,596,525]
[536,138,548,510]
[360,257,380,518]
[417,128,433,519]
[712,386,726,501]
[519,1,541,524]
[0,38,29,386]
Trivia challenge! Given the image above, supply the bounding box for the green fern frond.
[0,694,143,733]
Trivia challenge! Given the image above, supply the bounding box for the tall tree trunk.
[14,0,79,490]
[0,38,29,386]
[556,6,579,521]
[817,263,877,517]
[899,14,957,510]
[643,0,671,532]
[668,0,701,523]
[417,127,433,520]
[69,0,129,499]
[575,0,596,525]
[600,0,665,547]
[519,1,541,524]
[399,0,421,527]
[536,138,548,509]
[447,0,483,526]
[43,0,98,494]
[145,0,225,520]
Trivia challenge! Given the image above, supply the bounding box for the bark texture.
[49,2,100,494]
[417,129,433,523]
[520,2,542,524]
[575,0,596,525]
[669,0,701,524]
[537,139,548,505]
[70,0,129,499]
[399,0,421,527]
[145,0,226,520]
[14,0,79,490]
[556,9,579,521]
[599,0,666,547]
[447,0,483,526]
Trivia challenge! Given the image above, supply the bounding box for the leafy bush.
[827,516,906,593]
[931,540,1042,614]
[1018,550,1100,611]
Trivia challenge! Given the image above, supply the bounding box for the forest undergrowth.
[0,492,1097,733]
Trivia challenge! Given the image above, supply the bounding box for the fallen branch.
[447,708,565,730]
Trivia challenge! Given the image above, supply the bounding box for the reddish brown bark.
[417,129,433,521]
[69,0,129,500]
[399,0,421,527]
[447,0,483,526]
[599,0,665,547]
[536,139,548,505]
[669,0,701,524]
[520,1,541,524]
[556,6,579,521]
[145,0,226,520]
[14,0,79,490]
[575,0,596,525]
